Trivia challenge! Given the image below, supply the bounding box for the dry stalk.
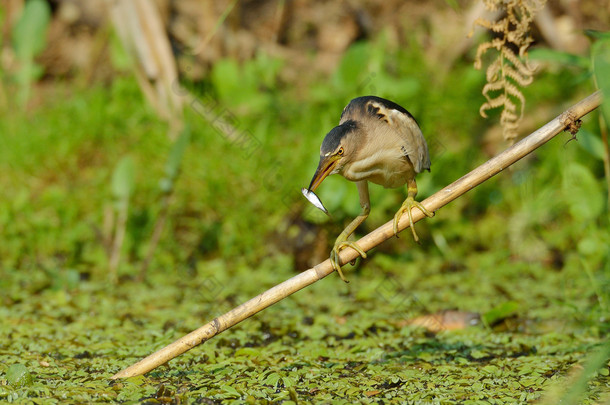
[105,0,183,139]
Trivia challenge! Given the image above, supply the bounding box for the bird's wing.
[341,96,431,172]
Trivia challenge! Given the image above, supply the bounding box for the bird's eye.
[337,147,344,156]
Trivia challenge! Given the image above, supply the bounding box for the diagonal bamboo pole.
[112,90,603,379]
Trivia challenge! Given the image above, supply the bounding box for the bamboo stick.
[112,90,603,379]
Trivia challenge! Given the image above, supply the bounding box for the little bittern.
[306,96,434,282]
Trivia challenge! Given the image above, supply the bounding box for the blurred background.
[0,0,609,401]
[1,0,608,280]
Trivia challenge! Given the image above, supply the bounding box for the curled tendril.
[474,0,545,142]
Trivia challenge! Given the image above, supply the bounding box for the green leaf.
[282,376,296,388]
[211,59,242,102]
[210,57,271,111]
[112,156,135,202]
[562,163,604,221]
[165,125,191,179]
[592,38,610,125]
[334,42,370,88]
[220,384,240,397]
[443,0,460,10]
[483,301,519,326]
[559,341,610,404]
[577,129,605,160]
[378,77,421,103]
[12,0,50,61]
[578,235,607,257]
[262,372,282,386]
[529,48,590,70]
[12,0,50,104]
[584,30,610,40]
[470,349,488,359]
[109,30,132,71]
[234,347,261,357]
[6,364,33,388]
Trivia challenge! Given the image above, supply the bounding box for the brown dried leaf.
[404,311,481,333]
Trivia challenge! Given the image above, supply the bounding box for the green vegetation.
[1,16,609,405]
[10,0,50,106]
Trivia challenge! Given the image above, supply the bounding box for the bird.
[306,96,434,282]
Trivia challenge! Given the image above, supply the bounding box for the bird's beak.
[308,155,340,192]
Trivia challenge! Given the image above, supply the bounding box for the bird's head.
[307,120,359,192]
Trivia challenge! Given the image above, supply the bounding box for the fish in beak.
[302,155,340,215]
[301,188,328,214]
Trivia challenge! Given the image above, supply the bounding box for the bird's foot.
[330,240,367,283]
[393,197,434,242]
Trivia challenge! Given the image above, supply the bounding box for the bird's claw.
[330,241,367,283]
[393,197,434,242]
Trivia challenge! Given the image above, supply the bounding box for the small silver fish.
[301,188,329,215]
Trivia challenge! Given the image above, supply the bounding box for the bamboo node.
[560,110,582,136]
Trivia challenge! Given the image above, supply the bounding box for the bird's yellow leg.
[330,181,370,283]
[393,179,434,242]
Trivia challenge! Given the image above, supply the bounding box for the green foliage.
[530,48,591,70]
[12,0,50,60]
[1,256,608,403]
[531,33,610,166]
[562,163,605,221]
[210,52,283,112]
[111,156,135,205]
[160,125,191,193]
[6,364,33,388]
[578,128,607,160]
[483,301,520,326]
[108,29,132,71]
[0,27,609,403]
[11,0,51,105]
[552,341,610,404]
[592,35,610,124]
[311,36,422,109]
